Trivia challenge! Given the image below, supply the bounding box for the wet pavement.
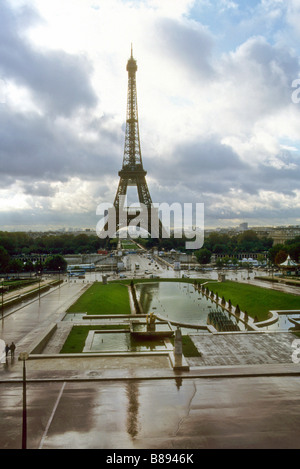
[1,272,300,449]
[1,374,300,449]
[0,280,88,345]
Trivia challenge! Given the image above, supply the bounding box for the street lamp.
[19,351,29,449]
[38,271,41,301]
[1,278,4,318]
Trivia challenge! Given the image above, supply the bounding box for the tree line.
[268,236,300,265]
[194,231,299,265]
[0,231,109,256]
[0,248,68,274]
[0,231,109,274]
[0,230,299,273]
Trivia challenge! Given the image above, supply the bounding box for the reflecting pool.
[135,282,226,329]
[262,313,300,332]
[85,331,169,352]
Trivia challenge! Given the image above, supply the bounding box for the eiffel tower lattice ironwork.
[111,47,164,238]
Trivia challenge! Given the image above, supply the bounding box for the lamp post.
[1,278,4,318]
[19,351,29,449]
[38,270,41,302]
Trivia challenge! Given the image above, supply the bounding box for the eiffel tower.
[110,46,164,238]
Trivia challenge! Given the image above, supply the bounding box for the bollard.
[174,326,183,367]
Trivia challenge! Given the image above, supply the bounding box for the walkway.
[1,275,300,449]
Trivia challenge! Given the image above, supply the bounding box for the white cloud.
[1,0,300,230]
[148,0,195,17]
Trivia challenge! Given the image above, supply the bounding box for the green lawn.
[67,282,131,315]
[60,325,130,353]
[121,277,199,286]
[203,280,300,321]
[121,241,136,249]
[66,278,300,322]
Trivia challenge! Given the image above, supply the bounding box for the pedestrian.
[10,342,16,358]
[5,344,10,358]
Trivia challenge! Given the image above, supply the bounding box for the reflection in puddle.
[126,381,140,440]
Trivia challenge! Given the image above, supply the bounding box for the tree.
[268,244,286,263]
[285,237,300,263]
[44,255,67,272]
[0,246,10,272]
[222,255,231,265]
[288,244,300,263]
[274,250,288,266]
[257,253,266,265]
[195,248,211,264]
[215,258,224,268]
[23,260,34,272]
[8,258,23,273]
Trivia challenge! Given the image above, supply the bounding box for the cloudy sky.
[1,0,300,232]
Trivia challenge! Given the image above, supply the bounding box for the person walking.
[10,342,16,358]
[5,344,10,358]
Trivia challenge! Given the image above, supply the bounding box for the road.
[118,252,300,296]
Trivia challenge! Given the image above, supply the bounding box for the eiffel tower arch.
[103,47,165,239]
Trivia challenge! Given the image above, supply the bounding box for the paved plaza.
[1,277,300,450]
[188,331,298,367]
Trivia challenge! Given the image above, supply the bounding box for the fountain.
[130,312,174,339]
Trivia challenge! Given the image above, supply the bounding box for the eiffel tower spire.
[113,46,152,211]
[120,44,144,171]
[111,47,164,237]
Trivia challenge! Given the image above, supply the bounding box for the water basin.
[135,282,226,329]
[130,320,174,338]
[84,330,169,353]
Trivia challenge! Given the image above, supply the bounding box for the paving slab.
[188,331,298,367]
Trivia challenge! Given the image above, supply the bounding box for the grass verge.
[202,280,300,321]
[67,282,131,315]
[60,325,130,353]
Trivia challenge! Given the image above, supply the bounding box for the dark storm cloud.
[148,137,248,191]
[22,182,57,197]
[247,152,300,195]
[147,137,300,216]
[0,1,123,195]
[0,107,122,186]
[0,0,97,116]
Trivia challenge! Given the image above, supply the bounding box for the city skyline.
[1,0,300,232]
